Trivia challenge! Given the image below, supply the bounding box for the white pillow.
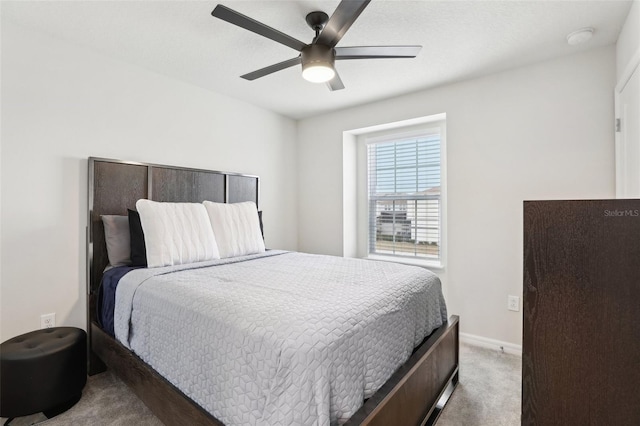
[203,201,265,258]
[136,199,220,267]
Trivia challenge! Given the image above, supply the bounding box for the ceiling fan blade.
[335,45,422,60]
[326,71,345,91]
[212,5,307,52]
[241,57,302,81]
[315,0,371,48]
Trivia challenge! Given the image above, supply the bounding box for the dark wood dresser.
[522,199,640,426]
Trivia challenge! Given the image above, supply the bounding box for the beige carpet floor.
[437,344,521,426]
[2,343,521,425]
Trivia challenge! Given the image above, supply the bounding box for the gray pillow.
[101,215,131,267]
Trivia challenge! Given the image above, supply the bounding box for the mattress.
[114,250,447,426]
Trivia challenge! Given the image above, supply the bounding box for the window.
[367,128,443,265]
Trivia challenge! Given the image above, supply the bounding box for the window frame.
[361,122,447,269]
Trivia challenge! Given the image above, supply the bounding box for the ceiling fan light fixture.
[302,64,335,83]
[301,44,336,83]
[212,2,422,90]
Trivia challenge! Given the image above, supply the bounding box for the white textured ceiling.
[2,0,633,119]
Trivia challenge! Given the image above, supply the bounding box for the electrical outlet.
[507,296,520,312]
[40,313,56,329]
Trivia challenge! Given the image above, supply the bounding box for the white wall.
[0,22,298,341]
[297,46,616,346]
[616,0,639,79]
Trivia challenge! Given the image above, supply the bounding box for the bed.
[87,157,459,426]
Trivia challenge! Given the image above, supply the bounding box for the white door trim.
[615,48,640,198]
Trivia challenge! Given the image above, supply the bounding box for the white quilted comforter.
[114,251,447,426]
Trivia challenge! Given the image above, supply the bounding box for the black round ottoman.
[0,327,87,421]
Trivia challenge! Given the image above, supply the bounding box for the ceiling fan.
[211,0,421,91]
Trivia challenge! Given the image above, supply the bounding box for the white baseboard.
[460,332,522,356]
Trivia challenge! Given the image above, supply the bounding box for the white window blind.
[367,133,441,261]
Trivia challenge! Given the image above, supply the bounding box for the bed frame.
[87,157,459,426]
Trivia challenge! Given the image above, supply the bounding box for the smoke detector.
[566,28,594,45]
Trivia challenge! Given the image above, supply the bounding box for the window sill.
[365,254,444,271]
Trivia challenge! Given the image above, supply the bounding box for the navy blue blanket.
[98,266,141,337]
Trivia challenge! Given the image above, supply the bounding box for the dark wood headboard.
[86,157,259,327]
